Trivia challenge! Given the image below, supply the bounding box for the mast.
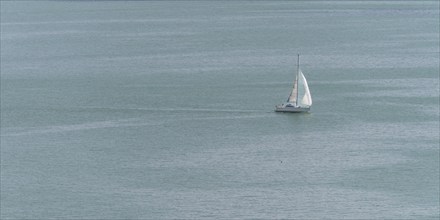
[296,54,300,106]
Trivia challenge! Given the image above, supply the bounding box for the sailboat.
[275,54,312,113]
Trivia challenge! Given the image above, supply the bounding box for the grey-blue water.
[1,1,439,219]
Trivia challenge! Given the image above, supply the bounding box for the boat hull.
[275,105,310,113]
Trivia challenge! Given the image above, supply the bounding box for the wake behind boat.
[275,54,312,113]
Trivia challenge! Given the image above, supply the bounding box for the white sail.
[298,70,312,107]
[287,75,298,103]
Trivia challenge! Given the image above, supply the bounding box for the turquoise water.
[1,1,439,219]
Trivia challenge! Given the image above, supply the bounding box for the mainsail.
[299,70,312,107]
[287,69,312,107]
[299,70,312,106]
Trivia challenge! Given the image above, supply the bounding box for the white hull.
[275,105,310,113]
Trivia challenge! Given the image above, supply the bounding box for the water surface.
[1,1,439,219]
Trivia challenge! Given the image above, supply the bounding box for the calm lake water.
[1,1,439,219]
